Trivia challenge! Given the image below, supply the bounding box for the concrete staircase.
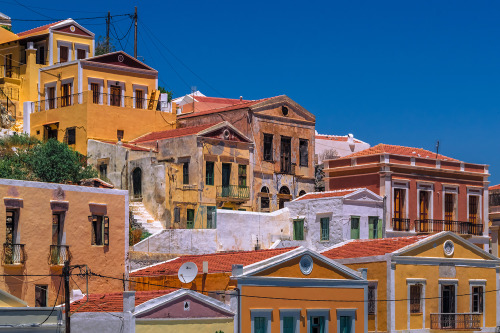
[129,201,164,235]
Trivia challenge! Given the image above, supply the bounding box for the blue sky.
[6,0,500,184]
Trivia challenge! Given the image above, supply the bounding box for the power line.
[39,276,63,326]
[13,0,55,21]
[10,13,132,22]
[0,0,104,13]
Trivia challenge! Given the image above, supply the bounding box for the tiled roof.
[181,96,253,114]
[178,97,275,119]
[100,141,155,152]
[294,189,360,201]
[194,96,250,105]
[17,21,63,37]
[340,144,458,162]
[70,289,175,313]
[490,184,500,190]
[130,247,298,277]
[321,235,430,259]
[315,135,363,144]
[131,123,219,143]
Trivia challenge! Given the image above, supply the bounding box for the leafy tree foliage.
[94,36,116,56]
[0,134,97,183]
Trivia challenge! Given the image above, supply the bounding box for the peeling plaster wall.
[133,209,290,255]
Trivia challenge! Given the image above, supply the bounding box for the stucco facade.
[0,178,128,307]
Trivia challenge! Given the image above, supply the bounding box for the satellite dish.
[178,262,198,283]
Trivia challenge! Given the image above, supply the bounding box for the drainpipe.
[383,195,387,238]
[236,287,241,333]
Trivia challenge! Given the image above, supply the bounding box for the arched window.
[260,186,270,193]
[299,190,306,197]
[260,186,270,211]
[279,186,291,209]
[279,186,290,195]
[132,168,142,199]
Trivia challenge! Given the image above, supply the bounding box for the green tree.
[94,36,116,56]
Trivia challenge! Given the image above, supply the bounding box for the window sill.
[410,312,423,316]
[2,263,24,268]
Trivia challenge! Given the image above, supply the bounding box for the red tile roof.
[101,141,155,152]
[70,289,175,313]
[178,97,275,119]
[322,235,430,259]
[130,247,298,277]
[490,184,500,190]
[17,21,63,37]
[131,123,219,143]
[340,144,458,162]
[295,189,360,201]
[315,135,363,144]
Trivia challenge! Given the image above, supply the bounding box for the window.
[5,210,16,244]
[445,193,456,221]
[310,316,325,333]
[47,86,55,109]
[393,188,406,220]
[186,209,194,229]
[110,85,121,106]
[52,213,62,245]
[183,162,189,185]
[369,216,381,239]
[419,191,430,220]
[66,127,76,145]
[61,83,72,107]
[89,215,109,246]
[77,48,86,60]
[338,316,351,333]
[320,217,329,241]
[254,317,267,333]
[260,186,270,211]
[299,139,308,167]
[263,134,273,161]
[44,123,58,141]
[283,316,295,333]
[5,54,12,77]
[135,89,144,109]
[472,286,483,313]
[468,195,479,224]
[350,216,360,239]
[368,285,376,314]
[238,165,247,187]
[91,83,100,104]
[99,164,108,179]
[35,285,48,307]
[410,284,422,313]
[293,219,304,240]
[117,130,124,142]
[37,46,45,64]
[207,206,216,229]
[174,207,180,223]
[205,161,214,185]
[60,46,69,63]
[280,137,292,173]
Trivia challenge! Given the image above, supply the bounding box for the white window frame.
[466,187,482,223]
[74,43,90,60]
[392,180,409,221]
[35,41,46,64]
[336,309,356,333]
[469,280,486,328]
[132,84,148,109]
[406,278,426,330]
[88,78,104,105]
[307,309,330,333]
[442,185,458,221]
[44,81,57,110]
[60,78,74,105]
[57,40,73,63]
[417,182,434,220]
[280,309,300,333]
[251,309,272,333]
[438,279,458,314]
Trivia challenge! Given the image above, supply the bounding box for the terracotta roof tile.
[17,21,63,37]
[130,247,298,277]
[70,289,175,313]
[295,189,360,201]
[339,143,458,162]
[315,135,363,144]
[490,184,500,190]
[178,97,275,119]
[100,141,155,152]
[131,123,219,143]
[322,235,430,259]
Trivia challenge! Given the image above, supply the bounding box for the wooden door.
[110,85,121,106]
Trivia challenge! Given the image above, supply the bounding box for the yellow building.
[322,231,500,332]
[0,19,94,124]
[129,121,254,228]
[29,50,175,154]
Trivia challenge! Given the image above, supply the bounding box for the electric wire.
[39,276,63,326]
[13,0,55,20]
[0,0,105,13]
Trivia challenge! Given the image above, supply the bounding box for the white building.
[315,132,370,164]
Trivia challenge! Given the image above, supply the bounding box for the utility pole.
[63,261,71,333]
[134,7,138,58]
[106,11,110,51]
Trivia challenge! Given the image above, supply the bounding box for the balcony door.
[280,137,291,173]
[441,284,455,328]
[444,193,456,231]
[393,188,406,230]
[61,83,72,107]
[110,85,121,106]
[52,213,62,246]
[221,163,231,197]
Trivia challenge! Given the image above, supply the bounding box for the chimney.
[123,291,136,313]
[232,264,243,277]
[239,96,243,101]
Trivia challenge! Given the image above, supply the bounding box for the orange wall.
[0,179,128,306]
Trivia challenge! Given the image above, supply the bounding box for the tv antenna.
[178,262,198,284]
[435,140,440,159]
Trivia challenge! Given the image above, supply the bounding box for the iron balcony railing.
[0,86,19,101]
[2,243,26,265]
[430,313,481,330]
[392,218,411,231]
[415,219,483,236]
[1,65,20,79]
[216,185,250,201]
[48,245,71,266]
[34,93,81,112]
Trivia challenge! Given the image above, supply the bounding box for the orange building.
[0,178,129,307]
[324,144,490,248]
[130,247,368,333]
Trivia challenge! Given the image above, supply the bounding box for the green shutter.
[254,317,267,333]
[351,217,360,239]
[205,162,214,186]
[368,218,375,239]
[283,316,294,333]
[377,219,383,239]
[320,217,329,241]
[293,219,304,240]
[187,209,194,229]
[340,316,351,333]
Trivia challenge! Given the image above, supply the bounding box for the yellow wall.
[136,318,234,333]
[256,256,354,279]
[0,180,127,307]
[51,31,93,64]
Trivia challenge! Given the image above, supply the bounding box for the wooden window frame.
[205,161,214,186]
[263,134,273,162]
[350,216,360,239]
[89,215,109,246]
[293,219,304,240]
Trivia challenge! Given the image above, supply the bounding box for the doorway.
[132,168,142,199]
[221,163,231,197]
[110,85,121,106]
[441,284,455,328]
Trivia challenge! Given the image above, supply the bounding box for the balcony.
[0,66,20,80]
[216,185,250,202]
[48,245,71,266]
[415,219,483,236]
[392,218,411,231]
[2,243,26,265]
[430,313,481,330]
[33,91,151,112]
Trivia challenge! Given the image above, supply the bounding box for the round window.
[443,240,454,256]
[281,106,289,116]
[118,54,125,62]
[70,25,76,32]
[299,254,313,275]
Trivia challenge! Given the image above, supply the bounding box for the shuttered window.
[299,139,308,167]
[369,217,382,239]
[350,216,360,239]
[60,46,68,63]
[89,215,109,246]
[254,317,267,333]
[468,195,479,223]
[183,162,189,185]
[263,134,273,161]
[320,217,329,241]
[293,219,304,240]
[186,209,194,229]
[238,165,247,187]
[206,162,214,185]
